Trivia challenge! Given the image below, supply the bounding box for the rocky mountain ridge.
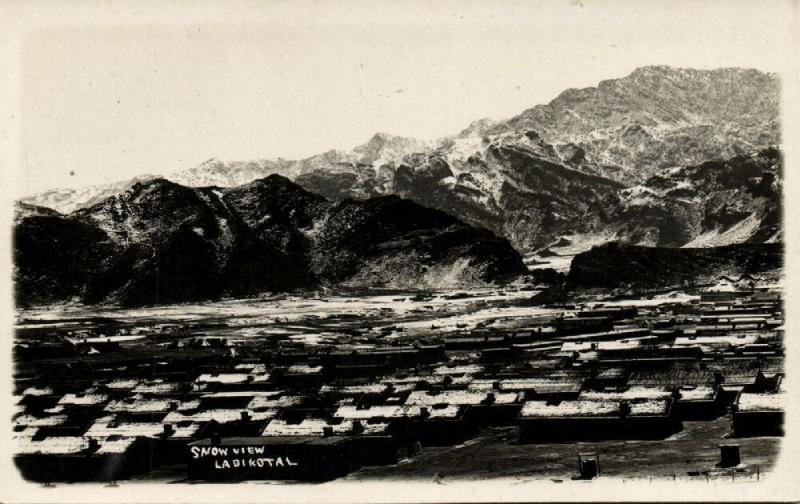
[14,176,526,307]
[20,66,781,254]
[505,66,779,184]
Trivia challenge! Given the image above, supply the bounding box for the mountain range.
[14,176,526,307]
[21,66,781,256]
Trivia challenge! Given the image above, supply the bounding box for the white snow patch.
[682,213,762,248]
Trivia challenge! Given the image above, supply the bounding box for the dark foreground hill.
[566,242,783,291]
[13,176,526,307]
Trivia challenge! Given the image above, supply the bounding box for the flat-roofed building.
[195,372,271,391]
[518,398,677,442]
[198,390,283,410]
[495,376,584,401]
[579,386,674,403]
[405,389,523,426]
[707,359,762,404]
[577,306,638,321]
[588,367,630,389]
[733,392,784,437]
[674,385,723,420]
[262,418,405,465]
[14,434,153,482]
[85,414,203,465]
[628,367,717,390]
[164,408,277,437]
[104,397,177,422]
[556,316,613,336]
[411,404,477,446]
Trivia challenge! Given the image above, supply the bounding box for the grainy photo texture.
[3,1,797,500]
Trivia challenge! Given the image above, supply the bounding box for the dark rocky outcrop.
[565,242,783,291]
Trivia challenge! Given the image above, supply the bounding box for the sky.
[12,0,798,196]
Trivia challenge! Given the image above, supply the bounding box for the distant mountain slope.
[20,174,158,215]
[505,66,779,184]
[525,147,782,271]
[609,147,782,247]
[14,176,526,307]
[382,130,626,252]
[21,133,432,213]
[169,158,296,188]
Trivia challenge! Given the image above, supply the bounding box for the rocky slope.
[381,130,626,252]
[13,177,526,307]
[504,66,780,184]
[526,147,782,273]
[611,147,782,247]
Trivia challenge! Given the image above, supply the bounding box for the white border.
[1,1,798,502]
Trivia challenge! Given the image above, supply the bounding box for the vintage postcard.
[1,0,798,502]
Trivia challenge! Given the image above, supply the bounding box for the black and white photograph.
[1,0,798,502]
